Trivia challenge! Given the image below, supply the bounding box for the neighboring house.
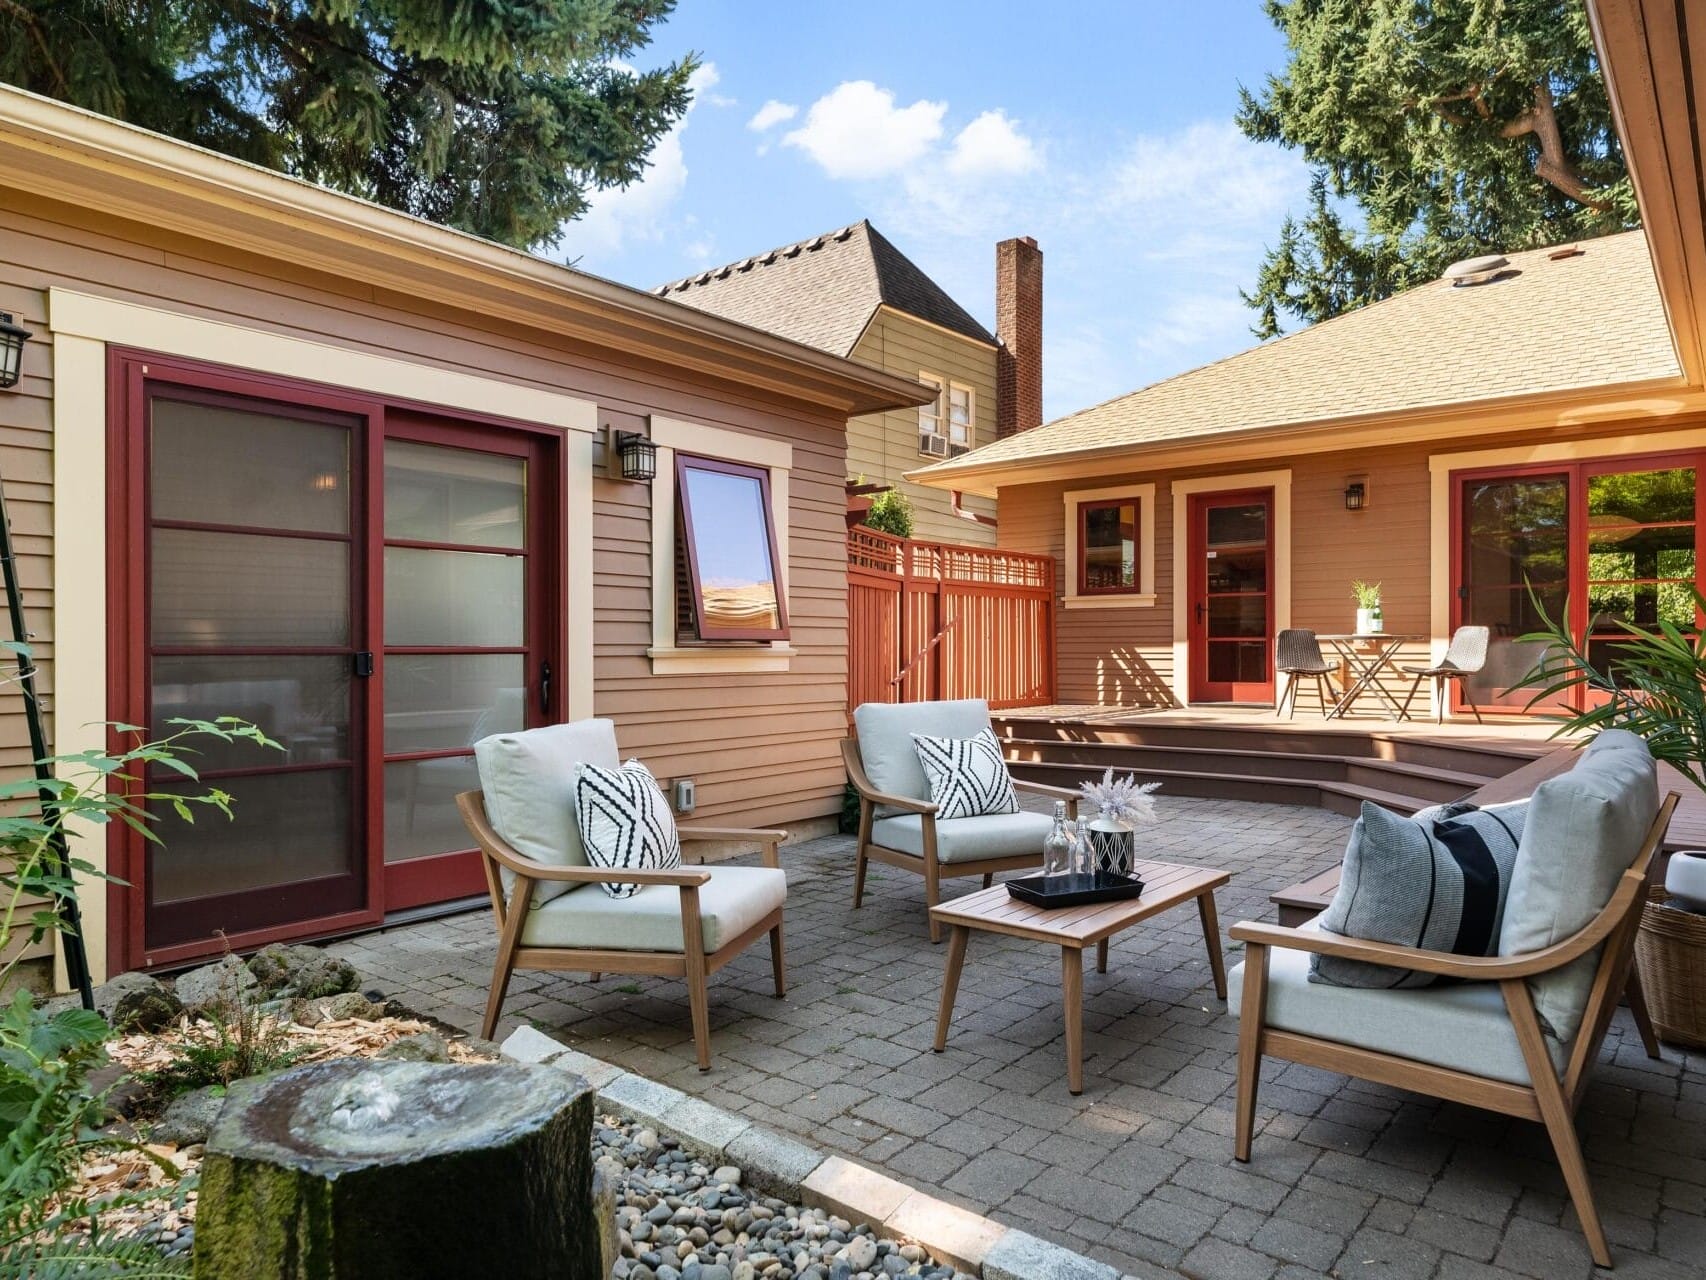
[911,227,1706,719]
[0,85,928,982]
[654,222,1044,545]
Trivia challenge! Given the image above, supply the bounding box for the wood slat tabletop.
[931,859,1231,947]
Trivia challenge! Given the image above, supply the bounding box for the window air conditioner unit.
[919,433,949,458]
[949,443,970,457]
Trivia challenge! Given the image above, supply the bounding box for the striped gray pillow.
[1310,799,1528,989]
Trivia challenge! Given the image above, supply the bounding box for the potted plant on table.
[1351,580,1383,635]
[1078,769,1162,876]
[1508,586,1706,1047]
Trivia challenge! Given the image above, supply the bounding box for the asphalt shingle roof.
[915,229,1680,476]
[653,220,995,356]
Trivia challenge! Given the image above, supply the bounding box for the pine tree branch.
[0,0,69,97]
[1500,80,1609,210]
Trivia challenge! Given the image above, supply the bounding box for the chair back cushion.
[1498,728,1657,1042]
[911,728,1020,819]
[853,699,993,809]
[474,718,621,905]
[575,760,682,898]
[1313,798,1528,989]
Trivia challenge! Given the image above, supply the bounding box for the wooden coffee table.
[930,860,1231,1094]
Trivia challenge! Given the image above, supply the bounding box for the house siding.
[998,418,1702,709]
[847,310,998,546]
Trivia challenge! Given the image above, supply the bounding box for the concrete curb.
[500,1027,1142,1280]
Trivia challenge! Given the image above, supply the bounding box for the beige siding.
[0,189,852,835]
[847,311,998,546]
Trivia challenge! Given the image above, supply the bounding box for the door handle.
[1194,602,1206,624]
[539,660,552,716]
[353,651,375,678]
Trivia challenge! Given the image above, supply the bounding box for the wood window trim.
[647,415,794,675]
[1063,483,1156,609]
[675,453,790,643]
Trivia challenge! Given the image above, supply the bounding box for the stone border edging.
[499,1026,1133,1280]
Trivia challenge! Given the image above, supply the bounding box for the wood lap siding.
[0,189,852,835]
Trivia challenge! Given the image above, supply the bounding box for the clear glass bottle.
[1072,816,1094,878]
[1042,801,1072,881]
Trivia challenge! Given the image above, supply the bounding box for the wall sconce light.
[0,313,32,390]
[610,428,657,483]
[1343,479,1367,512]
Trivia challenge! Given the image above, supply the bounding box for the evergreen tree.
[0,0,696,251]
[1239,0,1637,337]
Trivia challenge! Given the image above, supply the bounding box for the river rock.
[151,1085,228,1147]
[172,957,257,1014]
[247,943,359,1000]
[377,1031,451,1063]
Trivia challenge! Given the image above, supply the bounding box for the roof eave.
[0,85,931,418]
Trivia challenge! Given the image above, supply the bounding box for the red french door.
[1453,452,1704,714]
[111,355,560,969]
[1187,490,1276,703]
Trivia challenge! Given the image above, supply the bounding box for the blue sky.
[560,1,1314,421]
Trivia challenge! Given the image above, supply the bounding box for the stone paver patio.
[327,795,1706,1280]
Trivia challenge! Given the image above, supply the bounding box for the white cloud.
[946,110,1040,178]
[783,81,946,179]
[1106,121,1298,224]
[747,100,799,132]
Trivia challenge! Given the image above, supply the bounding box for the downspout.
[951,489,998,528]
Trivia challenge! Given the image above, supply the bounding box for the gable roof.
[653,220,997,356]
[912,229,1684,487]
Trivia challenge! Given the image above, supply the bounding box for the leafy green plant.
[1508,586,1706,797]
[1350,579,1382,610]
[864,488,914,540]
[137,1003,305,1103]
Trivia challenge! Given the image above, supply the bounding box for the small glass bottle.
[1072,816,1094,879]
[1042,801,1072,881]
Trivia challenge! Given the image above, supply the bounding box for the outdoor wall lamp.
[0,312,32,390]
[610,428,657,483]
[1343,479,1367,511]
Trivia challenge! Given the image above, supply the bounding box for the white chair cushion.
[871,809,1053,865]
[474,719,620,905]
[1498,729,1657,1042]
[854,699,993,809]
[1229,923,1566,1086]
[519,866,786,954]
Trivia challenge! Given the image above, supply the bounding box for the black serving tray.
[1006,871,1145,908]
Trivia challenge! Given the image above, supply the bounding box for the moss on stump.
[194,1058,601,1280]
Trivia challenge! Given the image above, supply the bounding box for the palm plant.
[1507,585,1706,798]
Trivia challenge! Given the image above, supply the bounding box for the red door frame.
[1447,447,1706,716]
[1186,489,1276,704]
[107,349,566,972]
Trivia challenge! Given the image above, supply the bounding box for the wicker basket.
[1634,887,1706,1050]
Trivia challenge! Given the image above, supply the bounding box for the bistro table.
[930,860,1231,1094]
[1316,632,1423,720]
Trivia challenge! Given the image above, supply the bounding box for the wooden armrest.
[1014,778,1080,811]
[677,826,787,844]
[518,860,712,888]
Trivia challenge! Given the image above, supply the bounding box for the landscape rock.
[313,991,380,1022]
[171,957,257,1014]
[246,943,359,1000]
[103,972,185,1032]
[377,1030,451,1063]
[150,1085,228,1147]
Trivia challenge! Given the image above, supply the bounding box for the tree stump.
[194,1058,604,1280]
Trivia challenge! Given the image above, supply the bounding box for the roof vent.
[1443,254,1510,287]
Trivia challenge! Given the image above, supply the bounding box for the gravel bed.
[598,1117,967,1280]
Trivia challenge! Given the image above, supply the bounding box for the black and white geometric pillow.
[911,729,1021,820]
[574,759,682,899]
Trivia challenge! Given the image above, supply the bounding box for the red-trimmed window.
[1079,498,1140,594]
[676,454,789,642]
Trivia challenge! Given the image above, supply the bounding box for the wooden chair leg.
[853,802,872,909]
[769,922,787,999]
[681,886,713,1072]
[1096,937,1109,974]
[981,872,994,889]
[1626,969,1661,1060]
[1234,943,1268,1162]
[482,950,518,1043]
[589,973,601,983]
[482,876,531,1042]
[1504,981,1613,1267]
[925,856,943,944]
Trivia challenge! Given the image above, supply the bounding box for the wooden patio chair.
[843,698,1079,942]
[1229,738,1676,1269]
[456,719,787,1070]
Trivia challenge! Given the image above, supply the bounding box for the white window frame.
[1063,484,1156,609]
[946,382,974,447]
[918,372,945,442]
[917,371,975,455]
[648,415,795,675]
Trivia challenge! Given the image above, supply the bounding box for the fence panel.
[847,526,1054,715]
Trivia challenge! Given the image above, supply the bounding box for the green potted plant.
[1351,580,1383,634]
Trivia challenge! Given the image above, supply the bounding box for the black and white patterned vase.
[1088,815,1135,876]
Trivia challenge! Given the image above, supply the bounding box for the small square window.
[676,454,789,641]
[1080,500,1139,593]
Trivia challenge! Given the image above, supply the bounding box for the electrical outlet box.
[673,778,696,814]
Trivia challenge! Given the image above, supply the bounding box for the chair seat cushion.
[520,866,786,954]
[872,809,1052,865]
[1230,924,1566,1086]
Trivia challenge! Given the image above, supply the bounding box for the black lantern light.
[1343,480,1367,511]
[0,313,32,390]
[612,429,658,483]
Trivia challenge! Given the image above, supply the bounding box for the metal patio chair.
[1399,625,1490,723]
[1275,628,1336,718]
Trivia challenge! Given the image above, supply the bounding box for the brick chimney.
[995,236,1042,438]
